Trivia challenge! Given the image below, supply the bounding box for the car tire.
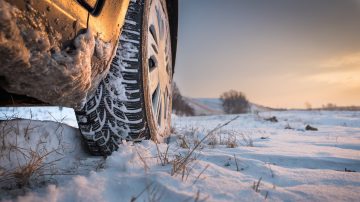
[75,0,173,156]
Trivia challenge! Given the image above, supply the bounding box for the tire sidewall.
[141,0,172,142]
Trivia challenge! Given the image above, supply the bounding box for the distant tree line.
[220,90,250,114]
[322,103,337,110]
[303,102,360,111]
[172,83,195,116]
[321,103,360,111]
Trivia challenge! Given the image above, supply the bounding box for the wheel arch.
[166,0,178,74]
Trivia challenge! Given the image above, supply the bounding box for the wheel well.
[166,0,178,73]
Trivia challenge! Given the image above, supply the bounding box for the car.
[0,0,178,156]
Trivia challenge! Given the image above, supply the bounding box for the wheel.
[75,0,173,156]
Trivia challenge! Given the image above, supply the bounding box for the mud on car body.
[0,0,178,156]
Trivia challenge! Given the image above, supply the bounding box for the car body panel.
[0,0,178,108]
[0,0,129,109]
[166,0,178,71]
[5,0,129,43]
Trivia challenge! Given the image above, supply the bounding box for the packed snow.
[0,109,359,201]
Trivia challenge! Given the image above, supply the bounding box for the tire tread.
[75,0,149,156]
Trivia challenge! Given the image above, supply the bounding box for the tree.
[220,90,249,114]
[305,102,312,110]
[322,103,337,110]
[172,83,194,116]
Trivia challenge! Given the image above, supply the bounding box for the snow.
[1,110,360,201]
[183,98,273,116]
[184,98,224,116]
[0,107,78,128]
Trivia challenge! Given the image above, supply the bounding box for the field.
[0,109,359,201]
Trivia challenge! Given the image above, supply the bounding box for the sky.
[174,0,360,108]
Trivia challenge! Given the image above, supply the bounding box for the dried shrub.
[220,90,250,114]
[172,82,195,116]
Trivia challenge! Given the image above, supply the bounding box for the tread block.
[75,0,149,156]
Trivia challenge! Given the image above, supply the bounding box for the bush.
[220,90,249,114]
[172,83,194,116]
[321,103,360,111]
[322,103,337,110]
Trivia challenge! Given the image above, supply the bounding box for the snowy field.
[0,110,360,201]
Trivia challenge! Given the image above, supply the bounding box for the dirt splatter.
[0,0,115,109]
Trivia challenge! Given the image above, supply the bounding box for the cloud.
[320,52,360,70]
[303,52,360,88]
[306,70,360,87]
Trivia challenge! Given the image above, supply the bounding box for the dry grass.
[207,130,253,148]
[234,154,241,171]
[178,136,189,149]
[0,116,67,189]
[252,177,262,193]
[1,149,62,188]
[171,116,240,177]
[251,176,271,200]
[239,132,254,147]
[266,163,275,178]
[152,116,240,182]
[136,148,149,172]
[135,116,240,201]
[192,164,209,185]
[130,182,154,202]
[207,132,218,147]
[155,143,170,166]
[225,135,238,148]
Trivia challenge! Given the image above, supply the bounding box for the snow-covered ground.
[0,107,78,128]
[183,98,273,116]
[1,110,360,201]
[184,98,224,115]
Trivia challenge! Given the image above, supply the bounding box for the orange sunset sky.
[174,0,360,108]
